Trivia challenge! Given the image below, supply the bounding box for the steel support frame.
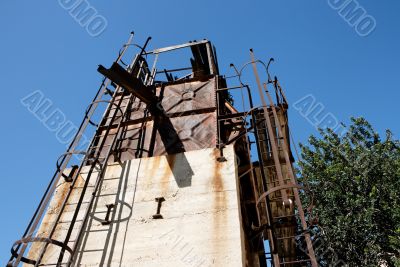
[216,51,318,266]
[249,50,317,267]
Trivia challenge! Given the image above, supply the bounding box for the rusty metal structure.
[8,32,317,266]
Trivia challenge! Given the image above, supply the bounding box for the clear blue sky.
[1,1,399,264]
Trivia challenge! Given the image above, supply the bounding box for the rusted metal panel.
[104,95,147,125]
[158,78,216,115]
[152,112,217,156]
[94,77,218,162]
[95,121,153,163]
[105,78,216,125]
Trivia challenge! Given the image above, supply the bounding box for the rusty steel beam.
[144,39,209,55]
[98,62,156,105]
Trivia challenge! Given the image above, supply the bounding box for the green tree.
[298,118,400,266]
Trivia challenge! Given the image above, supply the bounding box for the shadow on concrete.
[153,85,194,188]
[157,116,194,188]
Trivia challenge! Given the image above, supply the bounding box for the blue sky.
[1,0,399,264]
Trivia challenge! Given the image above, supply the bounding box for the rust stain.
[147,156,160,185]
[212,149,228,256]
[27,182,67,260]
[161,154,176,196]
[27,174,85,263]
[212,149,225,192]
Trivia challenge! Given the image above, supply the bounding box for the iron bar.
[144,39,209,55]
[155,67,192,74]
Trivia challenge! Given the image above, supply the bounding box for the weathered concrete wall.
[30,145,245,267]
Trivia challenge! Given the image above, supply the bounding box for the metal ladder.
[54,40,152,266]
[8,33,153,267]
[71,65,152,267]
[252,99,317,266]
[250,50,318,266]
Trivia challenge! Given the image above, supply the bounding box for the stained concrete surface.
[28,145,245,267]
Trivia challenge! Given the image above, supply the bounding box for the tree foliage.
[298,118,400,266]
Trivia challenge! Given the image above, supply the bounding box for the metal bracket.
[101,204,115,225]
[217,156,227,162]
[251,222,271,235]
[64,165,78,182]
[152,197,165,219]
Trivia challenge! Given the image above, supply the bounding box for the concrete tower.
[9,33,317,267]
